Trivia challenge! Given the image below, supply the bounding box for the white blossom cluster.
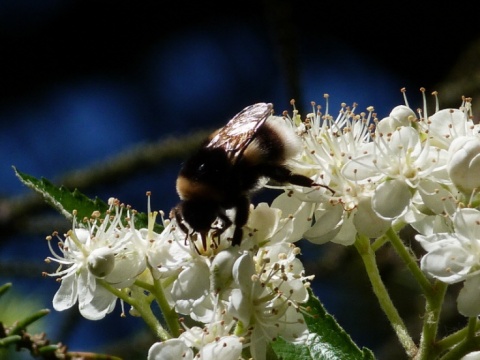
[281,90,480,317]
[44,89,480,359]
[45,197,313,360]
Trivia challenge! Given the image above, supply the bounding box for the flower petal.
[52,273,78,311]
[148,339,194,360]
[420,241,472,283]
[199,336,243,360]
[247,202,281,241]
[303,203,343,244]
[372,179,411,219]
[271,194,313,242]
[79,283,117,320]
[172,260,210,304]
[353,196,391,238]
[454,208,480,245]
[458,276,480,317]
[330,213,357,246]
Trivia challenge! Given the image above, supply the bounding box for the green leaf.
[13,167,163,232]
[14,167,108,221]
[272,290,375,360]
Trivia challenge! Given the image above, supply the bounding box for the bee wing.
[207,103,273,162]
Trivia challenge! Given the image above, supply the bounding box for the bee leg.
[186,232,200,254]
[210,229,222,248]
[264,165,335,194]
[199,231,208,252]
[172,206,191,245]
[172,205,203,251]
[232,196,250,246]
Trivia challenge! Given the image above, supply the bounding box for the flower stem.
[438,319,480,360]
[355,234,418,357]
[416,280,448,359]
[371,221,406,252]
[98,279,171,341]
[467,316,478,339]
[150,277,182,338]
[385,227,433,295]
[436,318,480,353]
[134,274,181,337]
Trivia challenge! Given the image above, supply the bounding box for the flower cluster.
[278,89,480,318]
[44,197,312,359]
[43,89,480,359]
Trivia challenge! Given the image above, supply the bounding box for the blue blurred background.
[1,1,478,359]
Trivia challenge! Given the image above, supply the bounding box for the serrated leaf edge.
[14,166,74,220]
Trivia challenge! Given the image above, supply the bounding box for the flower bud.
[87,247,115,278]
[447,136,480,194]
[209,248,239,292]
[376,105,415,135]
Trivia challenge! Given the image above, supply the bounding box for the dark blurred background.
[1,1,479,359]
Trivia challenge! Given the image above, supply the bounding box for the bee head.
[176,147,231,202]
[180,198,219,233]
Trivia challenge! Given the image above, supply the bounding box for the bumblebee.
[173,103,327,248]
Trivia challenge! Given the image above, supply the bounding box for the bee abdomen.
[243,117,302,165]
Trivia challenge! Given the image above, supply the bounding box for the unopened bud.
[87,247,115,278]
[447,136,480,194]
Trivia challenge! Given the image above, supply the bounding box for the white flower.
[168,222,238,322]
[180,319,243,359]
[163,200,313,359]
[148,339,194,360]
[282,100,392,243]
[228,251,309,360]
[416,208,480,316]
[197,336,243,359]
[248,200,312,244]
[172,256,218,322]
[270,192,312,244]
[136,208,191,280]
[425,97,477,150]
[343,126,448,220]
[148,333,243,360]
[170,201,312,322]
[44,199,146,320]
[280,93,478,246]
